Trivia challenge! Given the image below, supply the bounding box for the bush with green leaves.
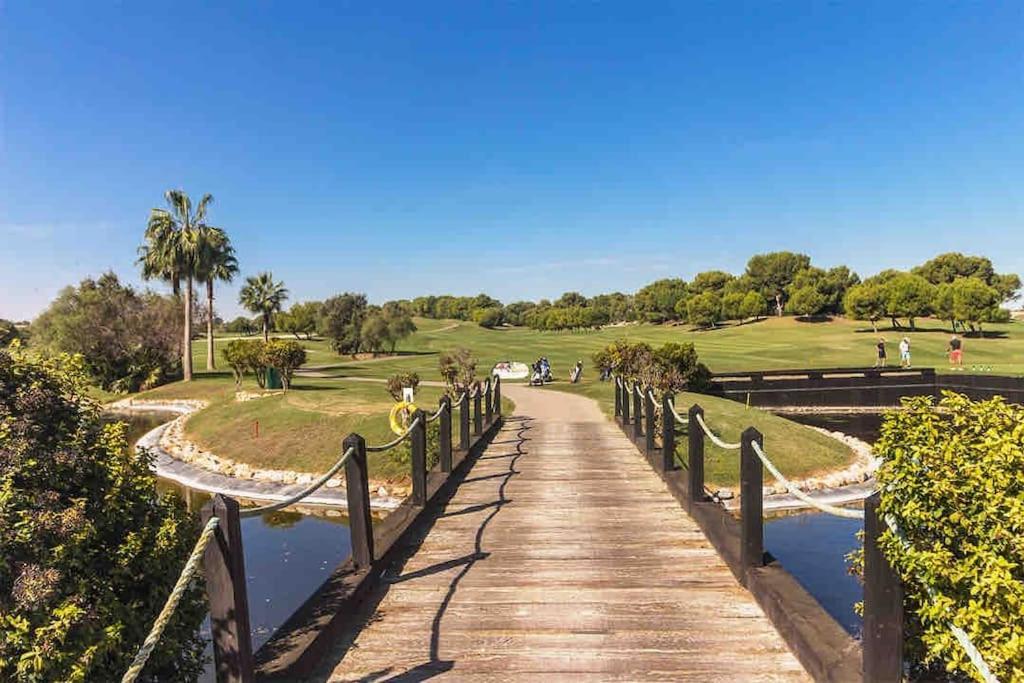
[261,339,307,391]
[592,340,709,393]
[222,338,267,388]
[873,393,1024,681]
[0,347,205,681]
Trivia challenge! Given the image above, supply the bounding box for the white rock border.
[107,398,404,507]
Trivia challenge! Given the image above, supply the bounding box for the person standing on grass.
[874,337,887,368]
[948,334,964,370]
[899,337,911,368]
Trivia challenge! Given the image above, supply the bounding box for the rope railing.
[694,412,742,450]
[750,441,865,520]
[883,515,999,683]
[365,415,422,453]
[666,397,688,424]
[425,403,447,423]
[121,516,220,683]
[240,444,357,518]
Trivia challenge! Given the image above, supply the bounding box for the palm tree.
[239,272,288,341]
[195,227,238,370]
[138,190,216,382]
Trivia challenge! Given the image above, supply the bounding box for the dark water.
[760,410,884,637]
[108,411,354,671]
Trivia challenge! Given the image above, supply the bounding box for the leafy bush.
[592,340,709,392]
[29,273,181,392]
[261,339,307,391]
[0,347,205,681]
[472,307,504,329]
[222,339,267,388]
[874,393,1024,680]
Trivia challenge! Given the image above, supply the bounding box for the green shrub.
[592,340,709,392]
[874,392,1024,681]
[222,339,266,388]
[261,339,307,391]
[0,347,205,681]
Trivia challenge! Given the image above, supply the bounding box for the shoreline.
[107,399,403,511]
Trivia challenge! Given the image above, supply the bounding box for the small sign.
[402,387,415,403]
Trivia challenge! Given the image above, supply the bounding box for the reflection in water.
[765,512,863,635]
[106,411,354,677]
[761,410,884,637]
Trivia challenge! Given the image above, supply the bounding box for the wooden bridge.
[130,373,934,683]
[313,385,808,681]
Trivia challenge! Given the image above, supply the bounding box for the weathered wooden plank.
[316,386,809,681]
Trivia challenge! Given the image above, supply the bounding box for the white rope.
[694,413,742,450]
[121,517,220,682]
[426,403,446,423]
[750,442,864,520]
[366,416,422,452]
[667,398,688,424]
[883,515,1000,683]
[241,445,357,517]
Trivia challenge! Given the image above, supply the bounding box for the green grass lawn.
[131,315,1022,486]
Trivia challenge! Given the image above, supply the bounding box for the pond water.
[110,412,354,675]
[761,410,886,638]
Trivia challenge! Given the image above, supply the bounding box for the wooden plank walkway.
[314,386,809,681]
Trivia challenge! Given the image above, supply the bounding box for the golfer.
[874,338,887,368]
[899,337,911,368]
[948,335,964,369]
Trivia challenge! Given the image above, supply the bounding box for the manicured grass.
[135,315,1023,485]
[138,373,449,481]
[544,380,855,488]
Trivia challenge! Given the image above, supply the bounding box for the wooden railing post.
[493,375,501,417]
[863,491,904,683]
[485,377,493,425]
[614,377,622,419]
[644,386,656,455]
[438,396,453,473]
[740,427,764,580]
[459,391,470,450]
[632,384,643,438]
[342,433,374,569]
[621,380,631,426]
[661,392,676,472]
[687,404,706,503]
[473,386,483,436]
[411,409,427,506]
[201,494,254,683]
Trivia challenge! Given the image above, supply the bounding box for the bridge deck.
[317,386,808,681]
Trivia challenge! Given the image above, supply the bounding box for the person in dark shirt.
[874,338,887,368]
[948,335,964,370]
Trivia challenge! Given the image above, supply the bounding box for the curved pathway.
[317,385,809,681]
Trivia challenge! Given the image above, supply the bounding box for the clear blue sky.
[3,2,1023,321]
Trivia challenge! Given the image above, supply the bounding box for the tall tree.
[744,251,812,315]
[138,190,217,381]
[239,272,288,341]
[195,227,238,370]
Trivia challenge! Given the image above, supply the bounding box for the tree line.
[395,251,1019,333]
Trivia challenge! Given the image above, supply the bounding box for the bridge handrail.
[240,443,358,518]
[121,516,220,683]
[366,415,423,452]
[693,412,742,450]
[711,366,936,380]
[749,441,864,520]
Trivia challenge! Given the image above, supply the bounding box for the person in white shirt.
[899,337,911,368]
